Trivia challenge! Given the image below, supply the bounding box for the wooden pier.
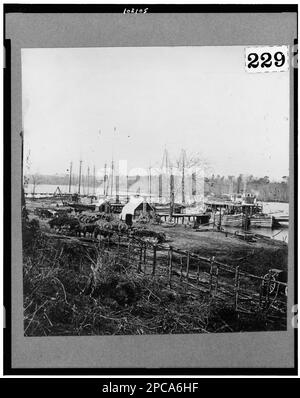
[158,213,210,225]
[273,215,289,223]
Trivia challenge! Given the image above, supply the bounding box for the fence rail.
[46,228,287,318]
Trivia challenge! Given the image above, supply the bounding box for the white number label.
[245,46,289,73]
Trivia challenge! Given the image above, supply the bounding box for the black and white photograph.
[4,5,297,373]
[21,44,290,336]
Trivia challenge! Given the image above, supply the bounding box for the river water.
[25,183,90,196]
[254,201,289,243]
[224,201,289,243]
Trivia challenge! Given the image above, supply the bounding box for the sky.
[22,46,290,180]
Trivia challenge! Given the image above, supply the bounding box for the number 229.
[247,51,286,69]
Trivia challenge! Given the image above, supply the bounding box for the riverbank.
[145,223,288,277]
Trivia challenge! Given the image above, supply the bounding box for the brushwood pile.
[47,211,166,244]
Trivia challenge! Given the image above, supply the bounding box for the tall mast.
[181,150,185,205]
[103,162,107,196]
[243,176,247,195]
[229,176,234,195]
[170,168,175,218]
[82,173,85,195]
[110,159,114,197]
[68,162,73,194]
[192,172,196,200]
[159,174,162,204]
[115,174,119,203]
[110,126,116,199]
[93,165,96,195]
[78,160,82,194]
[126,174,129,202]
[149,165,152,203]
[160,147,169,203]
[87,166,90,195]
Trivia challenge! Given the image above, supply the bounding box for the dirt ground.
[26,199,288,278]
[23,200,288,335]
[147,223,288,277]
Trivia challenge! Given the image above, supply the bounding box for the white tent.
[97,198,109,206]
[120,197,154,220]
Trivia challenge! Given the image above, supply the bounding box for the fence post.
[209,259,214,296]
[209,256,215,295]
[265,274,271,309]
[207,257,215,321]
[234,266,240,311]
[143,244,147,273]
[152,245,157,276]
[168,246,173,287]
[127,241,131,263]
[215,265,219,294]
[186,251,190,281]
[180,257,183,281]
[117,234,120,257]
[259,278,264,310]
[137,243,142,273]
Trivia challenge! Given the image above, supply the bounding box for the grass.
[22,217,287,336]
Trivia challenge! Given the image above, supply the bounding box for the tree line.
[25,173,289,203]
[204,175,289,202]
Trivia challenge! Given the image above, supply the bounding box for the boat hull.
[250,215,274,228]
[212,213,249,228]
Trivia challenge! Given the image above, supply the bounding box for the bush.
[22,217,42,253]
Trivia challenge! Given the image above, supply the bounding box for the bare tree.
[31,174,41,199]
[175,150,212,175]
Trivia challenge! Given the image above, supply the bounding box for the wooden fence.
[51,229,287,318]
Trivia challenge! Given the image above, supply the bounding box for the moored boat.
[220,213,249,228]
[273,215,289,227]
[212,212,249,228]
[250,214,275,228]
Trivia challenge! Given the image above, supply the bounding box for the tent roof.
[97,198,110,206]
[121,198,153,217]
